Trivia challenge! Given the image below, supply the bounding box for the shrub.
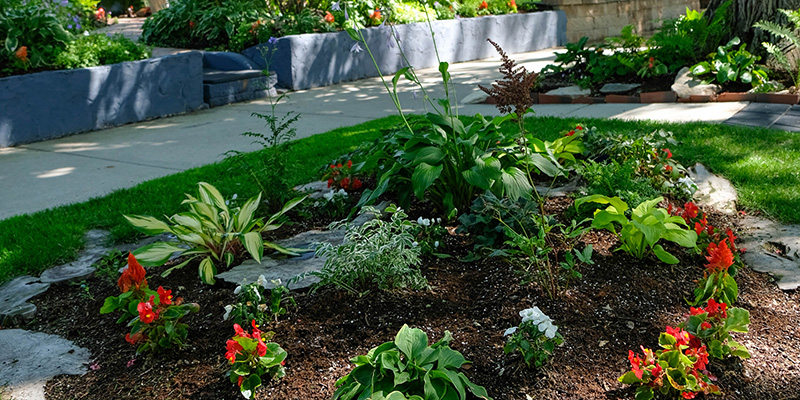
[754,8,800,90]
[55,33,150,69]
[332,324,492,400]
[577,159,662,210]
[691,37,769,88]
[457,191,542,255]
[225,320,287,399]
[312,205,428,296]
[100,253,200,354]
[125,182,305,284]
[0,3,73,76]
[682,299,750,360]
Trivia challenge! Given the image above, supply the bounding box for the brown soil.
[5,202,799,400]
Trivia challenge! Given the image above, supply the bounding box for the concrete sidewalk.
[0,48,750,221]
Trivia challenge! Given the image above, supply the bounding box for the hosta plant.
[690,37,769,88]
[682,299,750,360]
[223,275,295,326]
[332,324,492,400]
[225,320,287,399]
[619,326,720,400]
[503,306,563,368]
[574,195,697,264]
[125,182,305,284]
[100,253,200,354]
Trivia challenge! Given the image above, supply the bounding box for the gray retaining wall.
[0,52,203,147]
[243,11,567,91]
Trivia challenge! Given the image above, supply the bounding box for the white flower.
[350,43,363,53]
[256,274,267,288]
[436,218,442,224]
[258,304,268,312]
[241,389,252,399]
[323,191,335,201]
[254,288,262,302]
[537,320,558,339]
[223,305,233,320]
[519,306,545,324]
[337,189,348,197]
[83,30,89,36]
[412,241,419,247]
[416,217,431,227]
[503,326,518,336]
[232,193,238,200]
[434,241,440,248]
[233,285,242,295]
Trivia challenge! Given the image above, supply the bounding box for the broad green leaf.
[462,169,491,190]
[632,197,663,217]
[619,371,643,384]
[526,153,564,177]
[198,256,217,284]
[436,347,466,369]
[499,167,533,201]
[631,220,661,247]
[172,213,203,232]
[653,244,679,264]
[242,231,264,264]
[662,228,697,248]
[413,146,445,165]
[394,324,428,361]
[725,307,750,332]
[132,242,185,266]
[412,162,444,199]
[574,195,629,215]
[459,373,491,399]
[691,62,710,76]
[197,182,229,213]
[634,386,654,400]
[235,193,261,232]
[124,214,172,235]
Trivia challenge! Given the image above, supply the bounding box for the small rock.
[672,67,721,98]
[535,179,580,197]
[599,83,641,94]
[739,215,800,291]
[460,90,490,104]
[599,340,609,347]
[688,163,738,215]
[545,85,591,97]
[626,321,635,329]
[294,181,332,200]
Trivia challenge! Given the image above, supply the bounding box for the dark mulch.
[6,200,799,400]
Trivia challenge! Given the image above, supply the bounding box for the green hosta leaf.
[171,213,203,232]
[653,244,679,264]
[631,220,661,247]
[235,193,261,232]
[395,324,429,361]
[590,210,628,232]
[436,347,466,369]
[718,64,736,83]
[413,146,445,165]
[574,195,629,215]
[266,195,306,227]
[459,373,491,399]
[132,242,185,267]
[527,153,564,177]
[242,231,264,264]
[499,167,533,201]
[662,228,698,248]
[462,169,492,190]
[124,214,172,235]
[198,256,217,284]
[691,62,710,76]
[411,162,444,199]
[197,182,229,213]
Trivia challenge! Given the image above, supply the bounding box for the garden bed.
[0,52,204,147]
[7,197,797,400]
[242,11,567,90]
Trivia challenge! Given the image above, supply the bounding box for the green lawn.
[1,114,797,284]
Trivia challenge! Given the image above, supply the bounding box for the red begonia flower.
[157,286,173,306]
[683,202,699,219]
[663,148,672,159]
[666,326,690,346]
[233,323,250,338]
[137,296,158,324]
[682,391,697,399]
[628,350,643,379]
[706,298,728,319]
[226,339,244,363]
[238,375,244,387]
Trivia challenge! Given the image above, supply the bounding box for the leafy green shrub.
[0,3,73,76]
[754,8,800,90]
[332,324,492,400]
[457,192,541,255]
[576,159,662,209]
[575,195,697,264]
[55,33,150,69]
[312,205,428,296]
[125,182,305,284]
[223,275,295,326]
[691,37,769,88]
[225,321,287,399]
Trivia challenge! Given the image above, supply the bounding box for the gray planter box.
[243,11,566,91]
[0,52,204,147]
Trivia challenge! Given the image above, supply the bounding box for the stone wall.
[243,11,567,91]
[0,52,204,147]
[540,0,701,42]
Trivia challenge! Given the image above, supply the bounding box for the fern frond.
[754,20,800,48]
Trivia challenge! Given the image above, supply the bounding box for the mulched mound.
[7,201,798,400]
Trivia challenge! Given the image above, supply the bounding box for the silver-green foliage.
[313,205,427,295]
[754,8,800,89]
[125,182,305,284]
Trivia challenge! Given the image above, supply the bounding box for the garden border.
[243,11,567,91]
[0,52,204,147]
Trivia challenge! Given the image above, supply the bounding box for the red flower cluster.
[118,253,148,293]
[507,0,516,8]
[479,0,488,9]
[667,201,699,223]
[95,7,105,20]
[564,124,583,137]
[705,238,734,274]
[324,160,363,190]
[138,296,158,323]
[226,320,274,366]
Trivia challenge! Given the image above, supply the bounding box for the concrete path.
[0,48,752,221]
[724,102,800,131]
[95,17,145,41]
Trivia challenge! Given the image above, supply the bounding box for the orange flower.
[705,239,733,273]
[324,11,335,23]
[118,253,148,293]
[370,7,381,21]
[15,46,28,61]
[479,0,488,9]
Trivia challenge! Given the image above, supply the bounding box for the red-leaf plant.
[226,320,287,399]
[619,326,720,400]
[322,160,363,191]
[100,253,200,354]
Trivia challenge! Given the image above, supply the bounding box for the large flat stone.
[546,85,591,97]
[724,111,783,128]
[688,163,738,215]
[739,215,800,291]
[672,67,720,98]
[295,181,333,200]
[0,276,49,319]
[39,230,112,283]
[0,329,90,400]
[599,83,640,94]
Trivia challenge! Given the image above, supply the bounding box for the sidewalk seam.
[17,146,185,172]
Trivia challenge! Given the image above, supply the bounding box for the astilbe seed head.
[478,38,538,119]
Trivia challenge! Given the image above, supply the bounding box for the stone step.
[203,69,278,107]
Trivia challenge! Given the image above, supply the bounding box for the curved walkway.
[0,48,756,221]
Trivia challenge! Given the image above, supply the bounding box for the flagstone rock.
[739,215,800,291]
[599,83,641,94]
[295,181,332,200]
[672,67,721,98]
[545,85,591,97]
[0,276,49,319]
[0,329,90,400]
[460,90,490,104]
[688,163,738,215]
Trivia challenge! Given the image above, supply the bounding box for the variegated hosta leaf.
[235,193,262,232]
[132,242,187,266]
[242,231,264,264]
[124,215,172,236]
[198,256,217,284]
